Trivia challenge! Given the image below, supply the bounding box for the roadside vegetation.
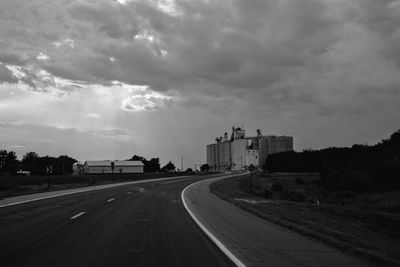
[265,129,400,193]
[211,130,400,266]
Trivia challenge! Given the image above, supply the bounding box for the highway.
[0,175,234,267]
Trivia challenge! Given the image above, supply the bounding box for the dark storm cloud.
[0,0,399,118]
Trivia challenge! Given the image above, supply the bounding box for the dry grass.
[210,174,400,266]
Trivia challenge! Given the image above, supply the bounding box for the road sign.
[46,166,53,174]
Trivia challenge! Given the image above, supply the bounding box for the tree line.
[264,129,400,192]
[0,152,178,176]
[128,155,177,172]
[0,151,77,175]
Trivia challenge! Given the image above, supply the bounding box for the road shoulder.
[182,175,374,267]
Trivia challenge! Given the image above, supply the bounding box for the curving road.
[0,175,234,267]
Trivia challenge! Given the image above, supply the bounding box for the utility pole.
[181,156,183,171]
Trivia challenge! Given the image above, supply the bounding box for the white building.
[83,161,144,174]
[207,127,294,171]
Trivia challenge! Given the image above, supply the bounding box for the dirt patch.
[210,174,400,266]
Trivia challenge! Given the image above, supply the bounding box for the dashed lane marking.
[71,212,85,220]
[127,192,132,195]
[107,198,114,202]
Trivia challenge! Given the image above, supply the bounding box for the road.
[0,175,234,267]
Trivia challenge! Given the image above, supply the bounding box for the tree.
[200,163,210,171]
[185,168,194,174]
[129,155,160,172]
[58,155,77,174]
[161,161,175,172]
[21,152,41,174]
[265,129,400,192]
[130,155,145,161]
[144,158,160,172]
[0,150,19,175]
[0,150,7,175]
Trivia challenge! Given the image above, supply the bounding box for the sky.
[0,0,399,169]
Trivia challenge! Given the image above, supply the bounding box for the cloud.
[122,89,175,111]
[0,63,18,83]
[86,113,102,119]
[36,52,50,61]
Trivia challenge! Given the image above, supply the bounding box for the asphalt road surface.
[0,175,234,267]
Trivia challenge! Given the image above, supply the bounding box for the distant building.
[206,127,293,171]
[83,161,144,174]
[72,162,84,175]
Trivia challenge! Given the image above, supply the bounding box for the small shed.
[72,162,84,175]
[83,161,144,174]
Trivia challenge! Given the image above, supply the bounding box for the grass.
[210,173,400,266]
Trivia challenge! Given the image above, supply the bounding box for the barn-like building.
[83,161,144,174]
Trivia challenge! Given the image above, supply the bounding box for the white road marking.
[181,174,247,267]
[138,188,144,192]
[71,212,85,219]
[0,175,192,208]
[127,192,132,195]
[107,198,114,202]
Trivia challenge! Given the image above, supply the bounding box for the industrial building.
[83,161,144,174]
[206,127,293,171]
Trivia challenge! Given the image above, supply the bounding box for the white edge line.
[0,175,193,208]
[181,174,246,267]
[71,212,85,219]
